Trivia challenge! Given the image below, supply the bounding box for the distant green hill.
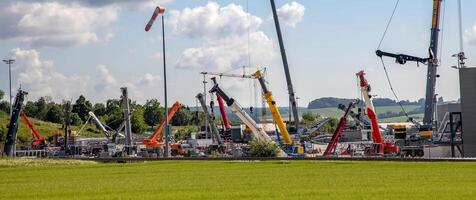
[307,97,422,109]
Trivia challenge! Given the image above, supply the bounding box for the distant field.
[0,159,474,200]
[308,105,421,122]
[380,114,424,123]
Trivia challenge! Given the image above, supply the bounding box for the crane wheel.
[417,150,424,157]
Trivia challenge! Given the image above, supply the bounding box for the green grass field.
[0,159,474,200]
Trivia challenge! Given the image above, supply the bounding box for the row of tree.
[0,89,203,135]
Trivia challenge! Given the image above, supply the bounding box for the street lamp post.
[3,59,14,117]
[145,6,170,157]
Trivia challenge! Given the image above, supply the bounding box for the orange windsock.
[145,6,166,32]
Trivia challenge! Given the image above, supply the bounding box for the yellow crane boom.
[253,70,292,145]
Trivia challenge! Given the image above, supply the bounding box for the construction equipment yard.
[1,0,476,199]
[0,159,474,200]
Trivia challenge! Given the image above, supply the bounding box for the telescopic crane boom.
[270,0,300,130]
[200,71,254,79]
[196,93,223,145]
[88,111,111,139]
[209,83,271,142]
[253,70,292,145]
[356,70,399,155]
[211,77,231,130]
[376,0,442,127]
[20,112,46,148]
[323,102,355,156]
[3,89,27,156]
[143,101,181,148]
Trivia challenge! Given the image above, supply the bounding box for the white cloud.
[465,23,476,45]
[176,32,276,71]
[171,2,278,71]
[10,48,88,101]
[0,0,161,48]
[0,1,119,48]
[151,52,163,60]
[104,32,116,43]
[94,64,117,93]
[169,2,262,41]
[276,2,305,28]
[8,48,167,103]
[139,73,161,86]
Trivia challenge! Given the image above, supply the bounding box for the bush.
[45,104,63,123]
[249,140,280,157]
[131,107,147,134]
[70,113,83,126]
[0,101,10,114]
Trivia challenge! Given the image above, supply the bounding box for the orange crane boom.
[20,112,46,147]
[143,101,181,148]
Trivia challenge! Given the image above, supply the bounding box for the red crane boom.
[211,77,231,130]
[356,70,399,155]
[20,112,46,147]
[323,102,355,156]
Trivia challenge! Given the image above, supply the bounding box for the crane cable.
[438,0,446,64]
[376,0,411,121]
[379,58,411,120]
[377,0,400,50]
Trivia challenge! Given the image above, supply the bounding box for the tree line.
[0,89,203,134]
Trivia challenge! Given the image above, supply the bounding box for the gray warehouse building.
[459,67,476,157]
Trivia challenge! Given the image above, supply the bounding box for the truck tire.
[417,150,424,157]
[410,150,416,157]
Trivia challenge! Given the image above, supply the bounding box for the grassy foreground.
[0,159,475,200]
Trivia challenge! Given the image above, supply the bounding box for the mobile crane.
[210,83,271,142]
[143,101,181,149]
[210,77,231,131]
[87,111,125,143]
[356,71,399,156]
[323,102,355,156]
[253,70,303,155]
[196,93,223,150]
[210,82,287,157]
[269,0,300,131]
[20,112,46,148]
[3,89,28,156]
[88,111,112,139]
[376,0,443,136]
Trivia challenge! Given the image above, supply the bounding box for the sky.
[0,0,476,108]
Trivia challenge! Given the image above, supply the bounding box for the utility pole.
[3,59,14,117]
[145,6,169,157]
[270,0,300,130]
